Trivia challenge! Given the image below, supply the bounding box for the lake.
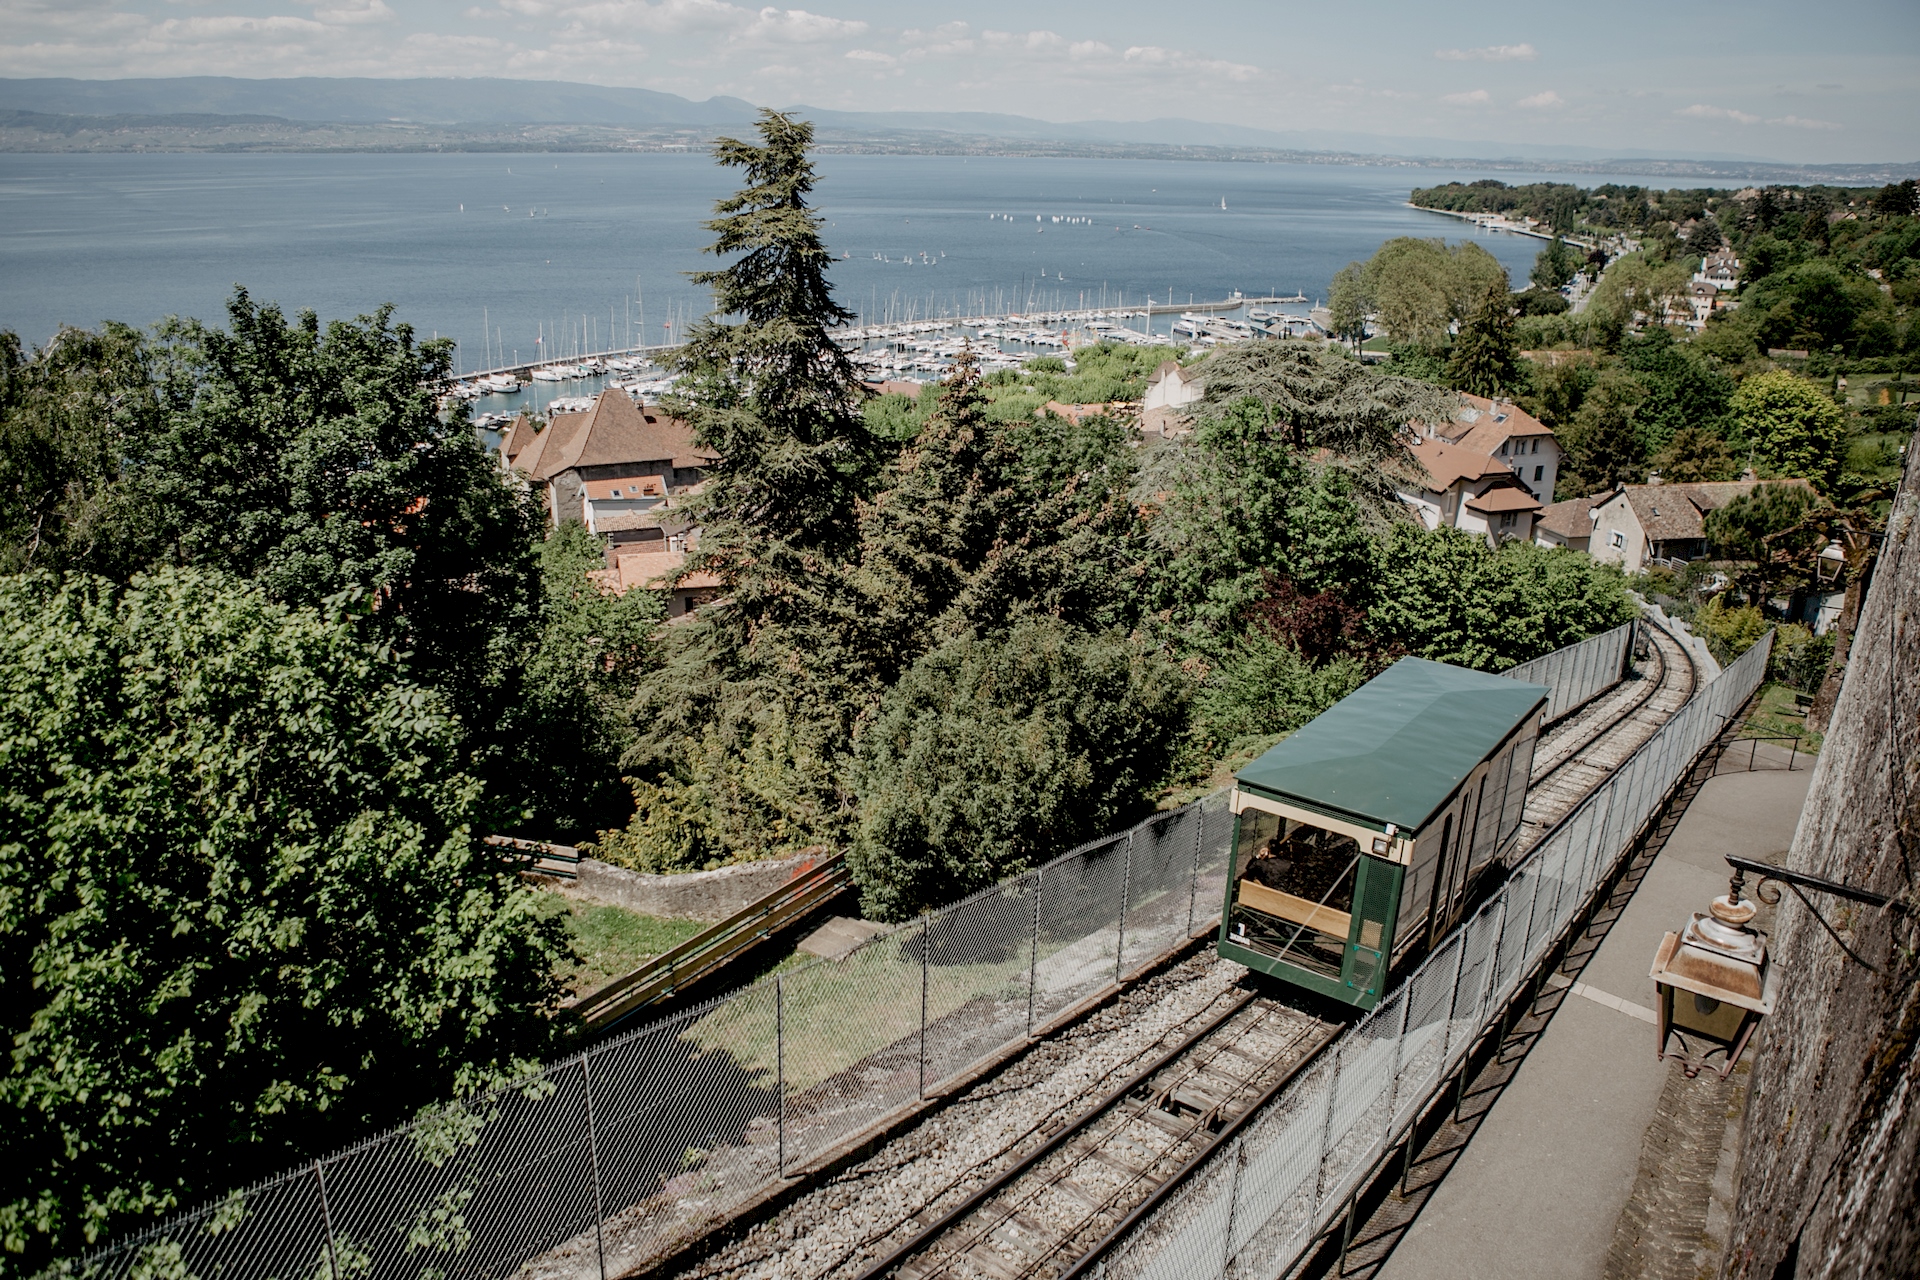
[0,151,1656,368]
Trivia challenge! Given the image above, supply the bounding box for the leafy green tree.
[1362,238,1509,347]
[516,523,665,836]
[1704,481,1825,604]
[1447,282,1521,397]
[1530,235,1580,291]
[1743,261,1887,356]
[1730,370,1847,488]
[1653,426,1739,483]
[1512,287,1570,317]
[618,111,888,868]
[669,109,881,566]
[9,295,549,830]
[1194,632,1367,750]
[850,353,1135,677]
[0,325,158,576]
[1132,346,1443,642]
[1326,261,1372,350]
[1620,327,1736,455]
[0,569,567,1272]
[1557,367,1649,496]
[1369,526,1634,669]
[847,619,1188,919]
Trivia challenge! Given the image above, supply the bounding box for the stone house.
[1587,479,1813,574]
[1396,394,1563,545]
[1532,495,1607,552]
[501,390,715,554]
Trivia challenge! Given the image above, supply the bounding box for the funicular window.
[1229,808,1361,978]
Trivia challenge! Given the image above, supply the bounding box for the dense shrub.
[847,620,1189,920]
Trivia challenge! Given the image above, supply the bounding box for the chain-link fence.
[53,798,1237,1280]
[48,623,1643,1280]
[1501,620,1634,723]
[1098,630,1772,1280]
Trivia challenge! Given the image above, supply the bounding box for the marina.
[447,293,1329,424]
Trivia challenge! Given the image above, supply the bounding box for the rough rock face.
[1722,448,1920,1280]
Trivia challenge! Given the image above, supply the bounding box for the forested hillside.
[1337,178,1917,504]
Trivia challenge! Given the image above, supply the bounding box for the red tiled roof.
[1409,436,1513,491]
[595,549,724,596]
[1465,485,1543,514]
[515,389,713,482]
[1450,394,1554,455]
[1536,495,1605,539]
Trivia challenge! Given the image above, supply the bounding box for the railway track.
[835,622,1700,1280]
[1514,618,1698,858]
[856,992,1338,1280]
[689,616,1706,1280]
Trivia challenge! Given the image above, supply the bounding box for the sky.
[4,0,1917,162]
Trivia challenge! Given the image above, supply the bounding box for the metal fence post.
[919,917,931,1098]
[1187,799,1204,936]
[1115,831,1134,983]
[1382,988,1414,1147]
[581,1056,608,1280]
[313,1160,340,1280]
[1028,869,1042,1037]
[776,975,786,1175]
[1219,1137,1249,1280]
[1435,933,1470,1068]
[1312,1047,1347,1220]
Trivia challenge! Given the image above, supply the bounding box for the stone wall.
[569,849,826,922]
[1721,447,1919,1279]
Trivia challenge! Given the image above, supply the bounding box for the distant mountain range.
[1,77,1913,179]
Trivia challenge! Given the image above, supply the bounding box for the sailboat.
[1220,197,1228,211]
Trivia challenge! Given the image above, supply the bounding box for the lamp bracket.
[1724,855,1894,975]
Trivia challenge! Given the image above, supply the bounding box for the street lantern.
[1816,540,1846,584]
[1649,885,1776,1079]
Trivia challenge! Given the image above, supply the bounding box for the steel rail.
[848,989,1261,1280]
[1055,1024,1342,1280]
[852,989,1274,1280]
[1523,621,1672,799]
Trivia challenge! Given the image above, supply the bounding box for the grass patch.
[537,893,708,998]
[1737,681,1822,756]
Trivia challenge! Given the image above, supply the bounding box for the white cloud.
[312,0,395,24]
[1440,88,1491,106]
[1122,44,1259,80]
[1680,103,1761,124]
[1677,104,1838,130]
[739,6,865,43]
[843,47,891,63]
[1435,43,1537,62]
[1516,90,1563,109]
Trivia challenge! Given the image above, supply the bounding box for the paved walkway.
[1373,746,1812,1280]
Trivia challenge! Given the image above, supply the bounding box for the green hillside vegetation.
[862,339,1188,439]
[1349,179,1919,503]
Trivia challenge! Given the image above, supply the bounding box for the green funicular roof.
[1235,657,1548,833]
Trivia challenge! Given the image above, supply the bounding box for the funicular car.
[1220,657,1548,1010]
